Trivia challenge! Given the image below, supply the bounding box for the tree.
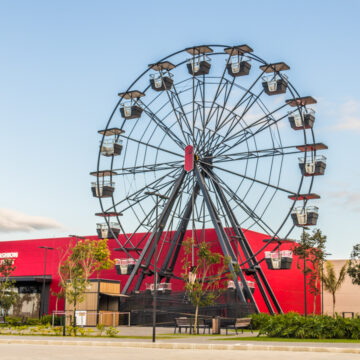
[292,228,327,314]
[347,243,360,285]
[0,259,19,318]
[323,260,348,317]
[182,238,229,334]
[57,239,113,326]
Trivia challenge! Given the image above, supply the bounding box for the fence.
[52,311,130,327]
[119,290,254,326]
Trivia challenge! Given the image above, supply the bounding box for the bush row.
[250,312,360,339]
[1,315,62,326]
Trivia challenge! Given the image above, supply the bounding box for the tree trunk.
[194,304,199,335]
[332,293,336,318]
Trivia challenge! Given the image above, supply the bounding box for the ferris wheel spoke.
[214,103,288,156]
[112,160,183,175]
[207,94,255,152]
[202,53,233,132]
[204,167,275,235]
[203,70,265,151]
[212,144,304,163]
[121,134,183,158]
[138,100,186,150]
[161,84,193,145]
[212,89,265,154]
[170,83,196,137]
[104,167,182,213]
[207,162,295,195]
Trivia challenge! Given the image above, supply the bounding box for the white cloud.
[333,99,360,132]
[0,208,63,233]
[326,191,360,212]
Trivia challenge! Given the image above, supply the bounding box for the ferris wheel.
[91,44,327,314]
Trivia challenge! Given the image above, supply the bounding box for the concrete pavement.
[1,343,359,360]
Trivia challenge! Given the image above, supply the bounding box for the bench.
[196,318,211,334]
[174,317,193,334]
[223,317,253,335]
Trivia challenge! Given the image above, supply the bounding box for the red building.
[0,228,320,317]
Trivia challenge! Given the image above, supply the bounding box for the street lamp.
[301,226,309,318]
[145,190,169,343]
[68,234,86,244]
[38,246,54,318]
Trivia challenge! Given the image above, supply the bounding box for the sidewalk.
[1,326,360,354]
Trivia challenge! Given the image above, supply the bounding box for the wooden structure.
[65,279,124,326]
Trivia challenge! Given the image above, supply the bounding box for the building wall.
[0,228,320,316]
[323,260,360,316]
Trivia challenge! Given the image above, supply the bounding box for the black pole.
[152,197,158,343]
[39,246,54,318]
[41,248,48,318]
[321,260,324,315]
[304,252,307,317]
[302,227,308,318]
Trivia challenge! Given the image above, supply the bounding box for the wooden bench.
[223,317,253,335]
[196,318,211,334]
[174,317,193,334]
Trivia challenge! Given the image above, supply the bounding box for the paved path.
[0,343,359,360]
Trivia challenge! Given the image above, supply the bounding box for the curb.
[0,339,360,354]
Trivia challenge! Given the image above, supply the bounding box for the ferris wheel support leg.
[160,184,200,282]
[122,170,187,294]
[194,165,254,308]
[208,172,277,315]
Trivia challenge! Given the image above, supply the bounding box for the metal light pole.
[39,246,54,318]
[145,191,169,343]
[302,227,309,318]
[68,234,86,244]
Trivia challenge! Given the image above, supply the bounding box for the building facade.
[0,228,321,317]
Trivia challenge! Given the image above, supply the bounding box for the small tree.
[182,238,229,334]
[347,243,360,286]
[323,260,348,317]
[292,228,327,314]
[0,259,19,318]
[58,239,113,326]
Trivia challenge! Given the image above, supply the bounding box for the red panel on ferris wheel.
[184,145,194,172]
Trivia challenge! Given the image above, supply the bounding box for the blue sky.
[0,0,359,258]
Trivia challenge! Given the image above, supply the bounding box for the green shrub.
[26,318,41,326]
[251,313,271,330]
[96,323,105,336]
[105,327,119,337]
[257,312,360,339]
[40,315,61,326]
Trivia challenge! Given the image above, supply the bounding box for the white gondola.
[226,55,251,77]
[265,250,293,270]
[262,73,288,95]
[100,138,123,157]
[228,280,255,293]
[291,206,319,226]
[146,282,172,292]
[149,62,175,92]
[91,180,115,198]
[298,155,326,176]
[96,222,120,239]
[115,258,136,275]
[288,108,315,130]
[120,101,143,120]
[118,91,144,120]
[185,45,213,76]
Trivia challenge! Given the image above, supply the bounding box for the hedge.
[251,312,360,339]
